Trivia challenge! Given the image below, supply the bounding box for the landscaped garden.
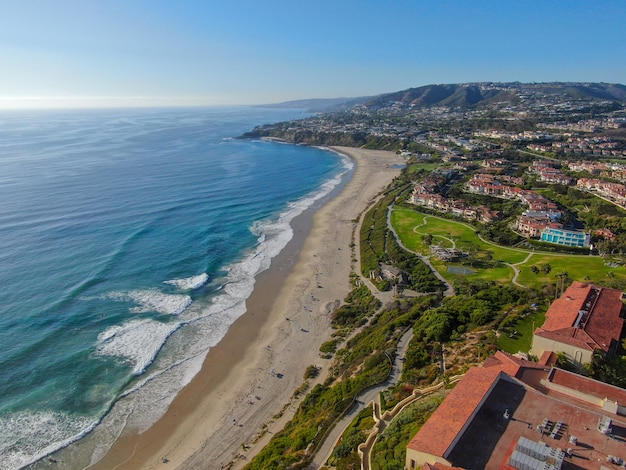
[391,207,626,288]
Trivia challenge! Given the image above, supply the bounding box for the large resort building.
[405,352,626,470]
[406,282,626,470]
[531,281,625,367]
[539,227,591,248]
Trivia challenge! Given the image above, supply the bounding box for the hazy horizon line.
[2,79,625,110]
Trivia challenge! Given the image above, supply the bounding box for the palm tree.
[541,263,552,286]
[555,271,570,298]
[542,263,552,276]
[531,265,540,289]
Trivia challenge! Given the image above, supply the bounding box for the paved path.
[387,206,455,297]
[307,329,413,469]
[412,215,456,249]
[507,252,535,288]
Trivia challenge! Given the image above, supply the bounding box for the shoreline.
[85,146,405,470]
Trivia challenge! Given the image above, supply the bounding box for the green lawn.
[497,309,546,354]
[439,261,514,284]
[391,206,626,287]
[407,162,443,174]
[516,253,626,287]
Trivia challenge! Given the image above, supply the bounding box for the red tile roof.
[407,356,626,469]
[407,366,503,457]
[482,351,547,377]
[549,368,626,405]
[536,281,624,353]
[538,350,557,367]
[541,281,592,331]
[583,286,625,352]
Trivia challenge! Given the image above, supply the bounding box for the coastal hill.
[258,96,370,112]
[361,82,626,109]
[263,81,626,112]
[243,81,626,147]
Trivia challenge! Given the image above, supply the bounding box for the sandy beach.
[89,146,405,470]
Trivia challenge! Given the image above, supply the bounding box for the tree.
[466,242,481,267]
[541,263,552,285]
[555,271,570,298]
[531,265,540,288]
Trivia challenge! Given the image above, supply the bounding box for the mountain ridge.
[262,82,626,112]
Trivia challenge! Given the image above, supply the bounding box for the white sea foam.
[163,273,208,290]
[0,411,96,470]
[107,289,192,315]
[54,147,352,467]
[217,148,350,312]
[94,319,181,375]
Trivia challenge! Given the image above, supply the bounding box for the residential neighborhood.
[242,82,626,470]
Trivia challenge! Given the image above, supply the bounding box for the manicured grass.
[517,253,626,287]
[391,210,431,253]
[393,209,478,252]
[407,162,443,174]
[497,309,546,354]
[430,258,514,284]
[391,207,626,287]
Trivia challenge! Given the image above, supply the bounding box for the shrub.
[304,365,320,380]
[320,339,340,354]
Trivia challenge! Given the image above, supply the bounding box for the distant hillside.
[362,82,626,109]
[264,82,626,112]
[258,96,372,113]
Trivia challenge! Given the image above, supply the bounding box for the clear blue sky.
[0,0,624,108]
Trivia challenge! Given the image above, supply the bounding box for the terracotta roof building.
[531,281,625,367]
[404,352,626,470]
[406,366,506,468]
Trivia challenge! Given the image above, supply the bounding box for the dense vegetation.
[319,280,551,470]
[588,345,626,389]
[386,234,444,293]
[331,281,382,328]
[370,394,446,470]
[359,178,443,293]
[401,280,538,386]
[327,408,373,469]
[360,197,392,285]
[414,280,529,341]
[244,291,433,469]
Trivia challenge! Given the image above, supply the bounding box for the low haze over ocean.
[0,106,349,469]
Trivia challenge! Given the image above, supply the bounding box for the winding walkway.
[388,206,455,297]
[507,252,535,288]
[357,373,463,470]
[412,215,457,249]
[307,329,414,469]
[393,208,609,290]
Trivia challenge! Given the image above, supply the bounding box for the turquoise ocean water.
[0,107,349,469]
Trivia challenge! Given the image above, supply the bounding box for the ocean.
[0,106,350,469]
